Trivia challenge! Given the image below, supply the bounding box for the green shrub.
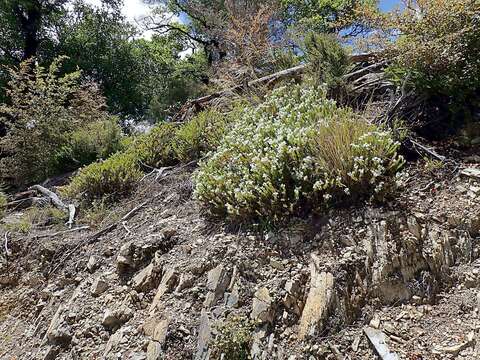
[54,117,125,171]
[212,316,254,360]
[304,33,350,88]
[2,205,65,233]
[0,57,111,186]
[64,152,142,201]
[194,84,404,225]
[361,0,480,97]
[129,122,178,169]
[173,109,230,163]
[64,109,230,201]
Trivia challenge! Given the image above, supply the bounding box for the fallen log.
[29,184,76,228]
[173,52,381,121]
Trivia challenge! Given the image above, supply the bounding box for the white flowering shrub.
[194,84,404,224]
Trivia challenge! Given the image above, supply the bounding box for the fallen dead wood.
[29,184,76,228]
[173,52,381,121]
[33,226,90,239]
[409,139,446,162]
[29,185,67,211]
[364,327,399,360]
[4,197,45,211]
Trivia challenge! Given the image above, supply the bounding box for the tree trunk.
[14,1,42,60]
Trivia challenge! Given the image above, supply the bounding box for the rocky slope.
[2,159,480,360]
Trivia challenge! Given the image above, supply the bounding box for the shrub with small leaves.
[173,109,231,163]
[359,0,480,97]
[194,84,404,225]
[130,122,178,169]
[0,57,111,186]
[212,316,255,360]
[65,109,230,201]
[54,117,125,171]
[64,152,142,201]
[304,32,351,89]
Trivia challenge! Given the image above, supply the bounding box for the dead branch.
[122,221,132,235]
[4,197,46,211]
[29,185,67,211]
[3,231,11,261]
[67,204,76,228]
[33,226,90,239]
[409,139,446,162]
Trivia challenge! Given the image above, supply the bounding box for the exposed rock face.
[298,258,335,339]
[150,268,178,313]
[46,305,72,346]
[4,167,480,360]
[203,264,230,307]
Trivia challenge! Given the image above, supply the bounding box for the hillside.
[2,151,480,359]
[1,1,480,359]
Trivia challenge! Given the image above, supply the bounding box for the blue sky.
[380,0,402,12]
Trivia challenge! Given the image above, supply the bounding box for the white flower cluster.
[194,84,404,223]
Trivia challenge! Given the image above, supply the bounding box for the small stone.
[269,259,285,271]
[46,305,72,347]
[103,328,124,356]
[149,268,178,313]
[369,314,381,329]
[86,255,101,273]
[102,307,133,330]
[152,318,170,344]
[91,277,108,296]
[460,168,480,180]
[203,264,230,307]
[117,241,134,273]
[42,346,60,360]
[146,341,162,360]
[225,286,240,308]
[471,186,480,195]
[251,287,274,324]
[195,310,211,360]
[133,263,158,292]
[175,273,195,294]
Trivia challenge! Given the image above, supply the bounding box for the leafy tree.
[0,0,207,120]
[280,0,377,35]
